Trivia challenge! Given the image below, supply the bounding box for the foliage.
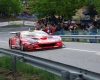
[0,0,23,17]
[83,0,100,19]
[89,0,100,14]
[28,0,86,19]
[0,75,6,80]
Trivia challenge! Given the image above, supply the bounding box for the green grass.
[0,56,61,80]
[0,75,6,80]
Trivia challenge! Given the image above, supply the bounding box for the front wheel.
[62,43,66,48]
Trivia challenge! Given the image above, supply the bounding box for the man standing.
[88,23,98,43]
[65,19,73,30]
[35,22,41,30]
[69,23,79,41]
[49,23,56,35]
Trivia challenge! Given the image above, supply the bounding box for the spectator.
[55,22,61,35]
[82,27,88,41]
[82,27,88,35]
[60,23,65,35]
[41,24,46,32]
[88,23,98,43]
[45,23,52,34]
[35,22,41,30]
[65,19,73,30]
[69,23,79,41]
[49,23,56,35]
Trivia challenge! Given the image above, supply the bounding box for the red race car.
[9,30,62,51]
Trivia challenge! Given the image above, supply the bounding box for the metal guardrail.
[60,35,100,39]
[0,48,100,80]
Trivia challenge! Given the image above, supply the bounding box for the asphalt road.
[0,26,100,74]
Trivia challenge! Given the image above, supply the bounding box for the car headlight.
[55,37,62,41]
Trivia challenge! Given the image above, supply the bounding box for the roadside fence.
[0,20,36,27]
[0,48,100,80]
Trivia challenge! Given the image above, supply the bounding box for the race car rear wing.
[10,32,20,37]
[10,31,21,34]
[10,32,18,34]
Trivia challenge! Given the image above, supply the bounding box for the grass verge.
[0,56,61,80]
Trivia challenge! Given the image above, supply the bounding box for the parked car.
[9,30,62,51]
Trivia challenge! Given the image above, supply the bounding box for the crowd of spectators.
[17,12,37,18]
[34,16,66,35]
[34,16,98,43]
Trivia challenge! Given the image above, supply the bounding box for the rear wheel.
[9,40,12,49]
[20,42,25,51]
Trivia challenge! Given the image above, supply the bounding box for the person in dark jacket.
[55,22,61,35]
[60,23,65,35]
[35,22,41,30]
[69,23,79,41]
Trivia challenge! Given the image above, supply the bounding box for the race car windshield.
[21,31,48,37]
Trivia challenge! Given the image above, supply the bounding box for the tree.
[28,0,86,19]
[89,0,100,14]
[0,0,23,17]
[82,0,100,19]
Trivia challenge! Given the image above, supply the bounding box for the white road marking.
[63,48,100,55]
[0,40,8,43]
[96,52,100,55]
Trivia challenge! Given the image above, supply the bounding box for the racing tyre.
[20,42,25,51]
[62,43,66,48]
[9,40,12,49]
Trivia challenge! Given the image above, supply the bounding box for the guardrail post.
[61,71,70,80]
[11,55,17,73]
[74,74,84,80]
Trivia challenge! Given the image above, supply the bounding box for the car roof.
[20,30,44,33]
[10,30,44,34]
